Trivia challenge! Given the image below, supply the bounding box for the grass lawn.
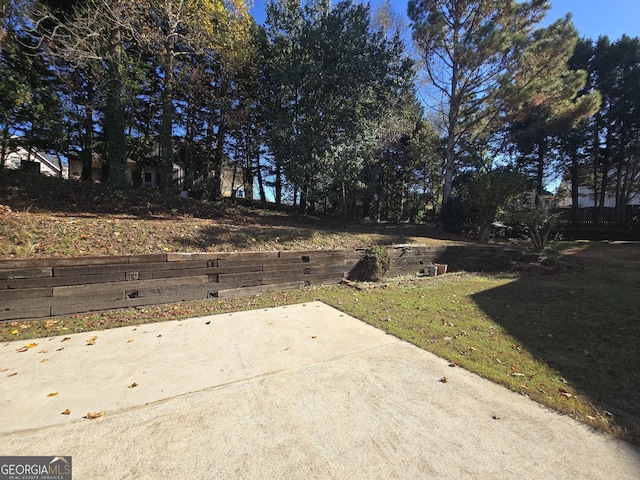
[1,172,639,444]
[2,242,639,445]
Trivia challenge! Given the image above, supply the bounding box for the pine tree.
[408,0,549,206]
[502,17,600,204]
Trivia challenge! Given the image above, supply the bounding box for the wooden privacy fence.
[0,244,537,321]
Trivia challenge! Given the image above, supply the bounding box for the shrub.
[521,205,560,252]
[361,245,391,282]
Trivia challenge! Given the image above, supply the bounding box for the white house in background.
[4,145,68,178]
[556,180,640,208]
[6,143,250,197]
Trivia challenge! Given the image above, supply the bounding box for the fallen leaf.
[492,415,501,420]
[10,329,19,335]
[16,347,28,353]
[311,335,317,339]
[439,376,448,383]
[61,409,71,415]
[40,359,49,363]
[47,392,59,397]
[127,339,134,343]
[86,336,98,345]
[7,372,17,377]
[559,387,573,398]
[128,382,138,389]
[56,347,64,351]
[25,343,38,349]
[61,337,71,342]
[85,411,106,419]
[510,372,526,377]
[448,363,457,367]
[39,350,48,354]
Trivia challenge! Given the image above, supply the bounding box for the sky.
[250,0,640,41]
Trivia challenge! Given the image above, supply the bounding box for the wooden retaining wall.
[0,244,537,321]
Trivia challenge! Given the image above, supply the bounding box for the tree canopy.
[1,0,639,235]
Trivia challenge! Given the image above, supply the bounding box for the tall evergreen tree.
[0,1,63,170]
[407,0,549,206]
[502,17,600,204]
[263,0,414,214]
[590,36,640,226]
[37,0,132,187]
[565,36,640,226]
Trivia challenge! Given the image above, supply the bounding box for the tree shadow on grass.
[170,221,472,252]
[171,224,318,250]
[470,243,640,444]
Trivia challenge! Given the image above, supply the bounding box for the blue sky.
[251,0,640,41]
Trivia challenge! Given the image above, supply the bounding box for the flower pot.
[436,264,448,275]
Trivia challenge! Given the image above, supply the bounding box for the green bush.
[361,245,392,282]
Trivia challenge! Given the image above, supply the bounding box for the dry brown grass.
[0,171,461,259]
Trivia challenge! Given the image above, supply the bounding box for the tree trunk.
[243,164,254,200]
[597,157,610,226]
[442,134,456,208]
[299,183,308,215]
[1,116,8,168]
[159,36,175,194]
[614,159,624,227]
[591,123,600,225]
[256,155,266,205]
[274,161,282,206]
[104,26,127,188]
[535,138,547,205]
[211,122,226,200]
[569,151,581,225]
[230,162,238,200]
[81,103,94,181]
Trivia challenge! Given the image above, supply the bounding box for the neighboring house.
[67,156,179,190]
[216,158,251,199]
[4,145,68,178]
[556,180,640,208]
[179,158,252,199]
[520,189,557,208]
[68,155,251,198]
